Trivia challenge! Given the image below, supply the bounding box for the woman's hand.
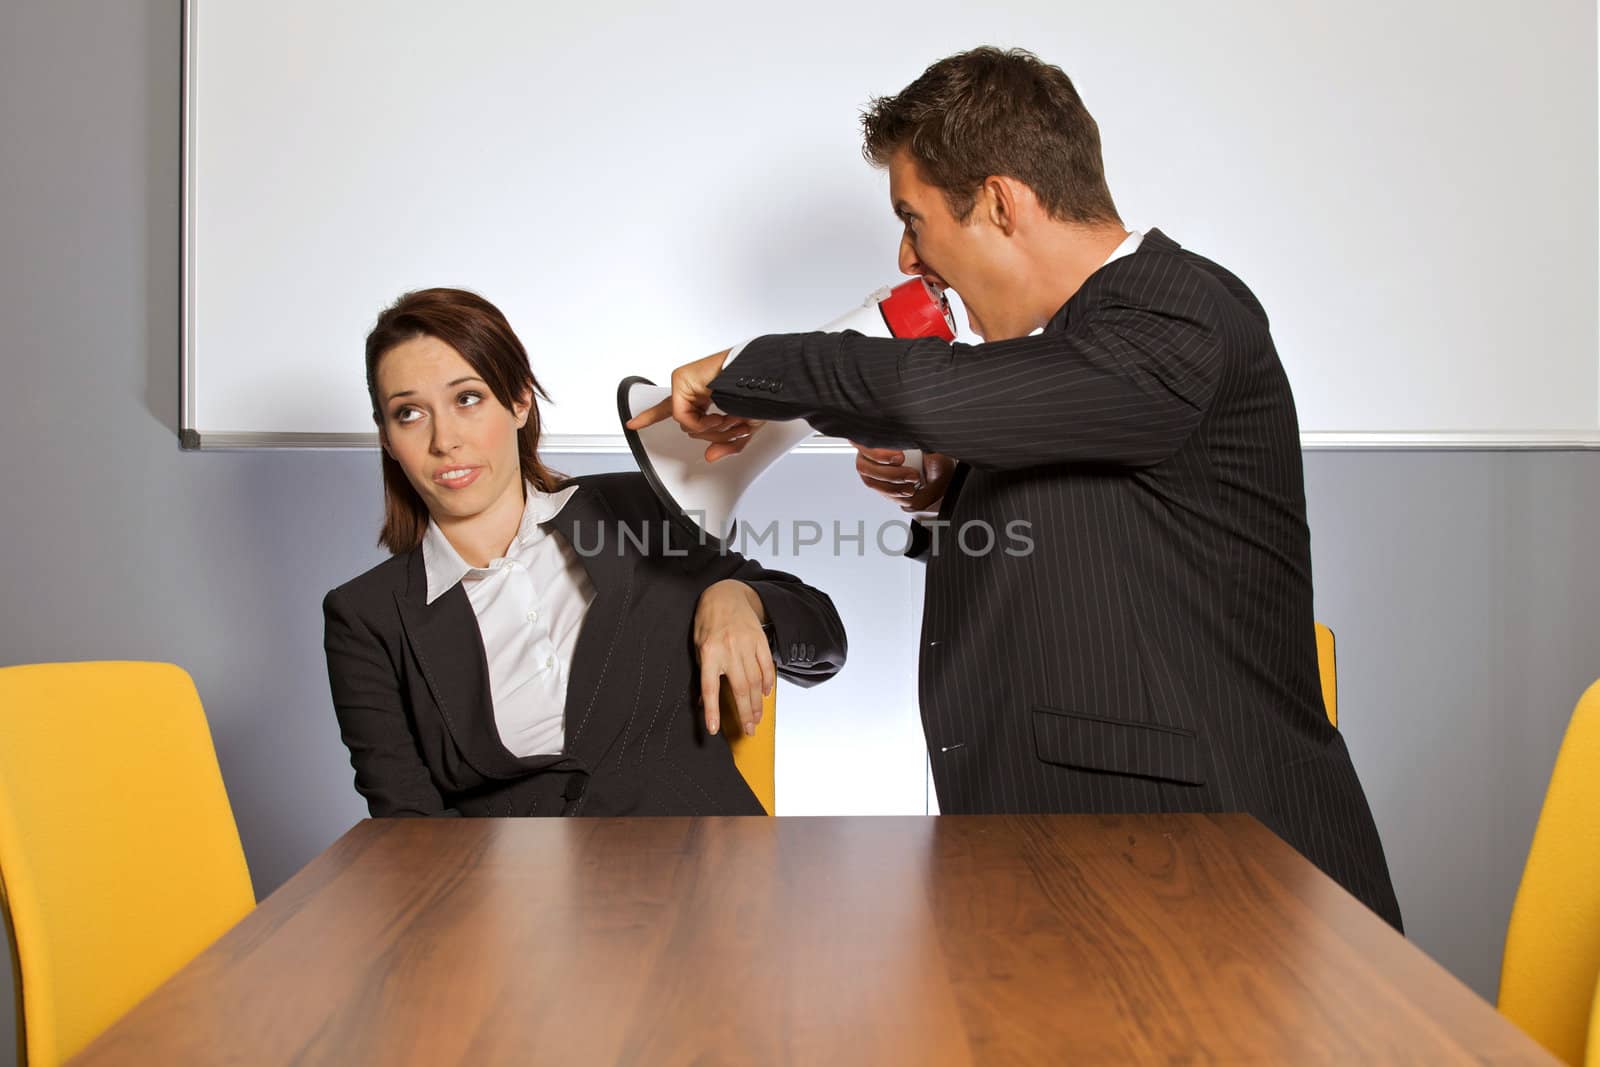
[693,579,774,736]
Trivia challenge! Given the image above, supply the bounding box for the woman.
[323,288,846,817]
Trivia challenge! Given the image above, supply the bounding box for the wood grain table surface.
[69,814,1556,1065]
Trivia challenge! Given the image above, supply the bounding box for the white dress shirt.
[1102,228,1144,268]
[422,483,595,757]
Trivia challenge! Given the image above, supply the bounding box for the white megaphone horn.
[619,276,958,547]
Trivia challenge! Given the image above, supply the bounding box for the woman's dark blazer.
[322,472,847,818]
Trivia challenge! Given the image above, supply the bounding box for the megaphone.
[619,277,958,547]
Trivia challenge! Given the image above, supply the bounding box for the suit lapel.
[1140,227,1175,254]
[938,463,972,520]
[393,549,534,780]
[541,481,638,767]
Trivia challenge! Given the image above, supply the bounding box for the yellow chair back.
[0,662,254,1066]
[1498,677,1600,1065]
[1314,622,1338,728]
[723,682,776,815]
[1588,970,1600,1066]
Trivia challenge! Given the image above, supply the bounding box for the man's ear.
[983,175,1024,237]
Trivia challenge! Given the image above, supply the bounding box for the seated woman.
[323,288,846,817]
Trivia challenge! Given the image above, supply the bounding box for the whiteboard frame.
[177,0,1600,452]
[180,0,196,446]
[180,431,1600,452]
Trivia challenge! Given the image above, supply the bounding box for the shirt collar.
[1102,229,1144,268]
[421,481,581,604]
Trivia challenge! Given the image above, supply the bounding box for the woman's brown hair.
[364,288,564,554]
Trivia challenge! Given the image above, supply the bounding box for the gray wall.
[1,2,1596,1062]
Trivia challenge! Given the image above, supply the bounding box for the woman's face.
[374,334,530,530]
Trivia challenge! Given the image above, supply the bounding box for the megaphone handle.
[903,448,924,482]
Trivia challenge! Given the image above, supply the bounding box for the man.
[628,47,1402,928]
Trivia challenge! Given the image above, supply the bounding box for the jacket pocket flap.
[1031,706,1205,786]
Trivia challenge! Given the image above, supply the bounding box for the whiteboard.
[183,0,1600,448]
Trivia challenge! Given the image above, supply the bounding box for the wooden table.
[70,814,1555,1065]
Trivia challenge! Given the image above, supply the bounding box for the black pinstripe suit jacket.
[322,472,846,819]
[711,229,1402,928]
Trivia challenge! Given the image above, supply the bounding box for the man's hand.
[852,443,956,515]
[625,349,765,462]
[693,579,774,736]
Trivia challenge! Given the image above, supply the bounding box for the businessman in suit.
[629,47,1403,927]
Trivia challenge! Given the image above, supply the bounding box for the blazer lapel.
[393,548,533,780]
[541,481,638,768]
[938,462,972,520]
[1141,227,1175,251]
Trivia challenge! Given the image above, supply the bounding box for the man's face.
[888,148,1026,341]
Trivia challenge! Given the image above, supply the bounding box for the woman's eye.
[393,407,422,425]
[458,391,482,408]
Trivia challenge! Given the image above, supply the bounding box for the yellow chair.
[722,682,776,815]
[0,662,255,1067]
[1498,677,1600,1065]
[1588,970,1600,1066]
[1314,621,1338,728]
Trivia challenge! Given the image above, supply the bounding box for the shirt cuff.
[722,339,752,367]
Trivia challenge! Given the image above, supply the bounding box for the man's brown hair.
[364,288,564,554]
[861,47,1120,225]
